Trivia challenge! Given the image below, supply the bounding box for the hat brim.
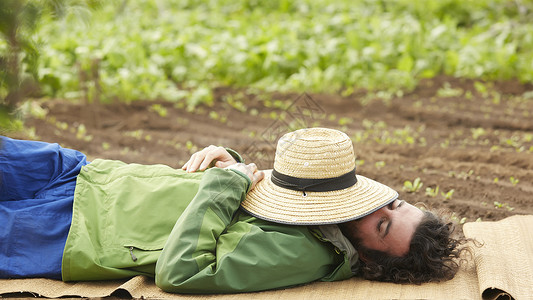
[240,170,399,225]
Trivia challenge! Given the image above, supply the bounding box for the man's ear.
[358,250,370,264]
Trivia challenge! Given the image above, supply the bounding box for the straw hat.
[241,128,398,225]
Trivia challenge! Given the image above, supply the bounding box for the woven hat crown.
[241,127,398,225]
[274,128,356,179]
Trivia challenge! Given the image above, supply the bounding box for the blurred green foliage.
[1,0,50,118]
[1,0,533,110]
[0,0,101,129]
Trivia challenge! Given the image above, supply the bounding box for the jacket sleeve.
[155,167,341,293]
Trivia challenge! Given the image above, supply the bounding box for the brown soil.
[7,76,533,223]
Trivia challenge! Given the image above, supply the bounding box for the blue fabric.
[0,137,88,279]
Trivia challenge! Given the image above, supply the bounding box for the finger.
[214,149,238,168]
[244,166,254,179]
[248,163,258,173]
[190,145,224,172]
[199,147,225,170]
[251,170,265,190]
[187,149,209,172]
[188,154,207,172]
[215,160,232,169]
[182,155,194,170]
[182,153,196,170]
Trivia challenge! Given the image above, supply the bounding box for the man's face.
[348,199,424,257]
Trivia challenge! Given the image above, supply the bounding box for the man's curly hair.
[340,210,470,284]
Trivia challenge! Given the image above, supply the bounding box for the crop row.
[2,0,533,106]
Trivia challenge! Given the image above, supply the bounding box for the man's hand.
[182,145,238,173]
[225,163,265,190]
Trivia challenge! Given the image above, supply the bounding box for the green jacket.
[62,157,355,293]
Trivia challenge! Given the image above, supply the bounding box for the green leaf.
[397,55,414,72]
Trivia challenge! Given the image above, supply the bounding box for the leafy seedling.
[441,189,455,200]
[149,104,168,117]
[425,186,439,197]
[403,178,423,193]
[494,201,514,211]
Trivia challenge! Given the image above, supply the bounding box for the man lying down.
[0,128,469,293]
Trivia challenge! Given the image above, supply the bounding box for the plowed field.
[9,76,533,223]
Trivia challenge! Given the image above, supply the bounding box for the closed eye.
[377,217,386,234]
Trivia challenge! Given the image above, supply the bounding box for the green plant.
[450,213,466,225]
[338,117,352,126]
[510,176,519,186]
[209,111,220,120]
[0,0,101,127]
[186,140,197,153]
[403,177,423,193]
[474,81,488,97]
[149,104,168,117]
[375,161,386,169]
[1,0,50,110]
[75,124,92,141]
[441,189,455,200]
[494,201,514,211]
[457,170,474,180]
[436,82,463,98]
[425,186,440,197]
[1,0,529,110]
[223,94,247,112]
[440,139,450,148]
[471,128,487,140]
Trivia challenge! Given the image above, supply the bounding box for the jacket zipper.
[129,246,138,262]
